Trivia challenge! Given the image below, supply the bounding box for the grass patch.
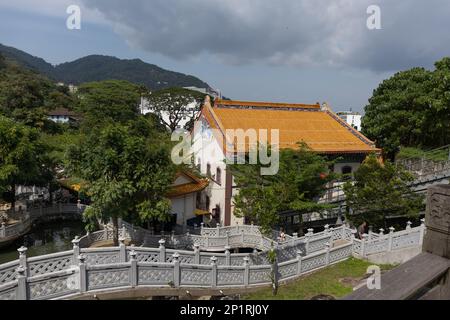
[242,258,396,300]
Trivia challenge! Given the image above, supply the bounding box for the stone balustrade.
[0,204,85,244]
[0,220,427,300]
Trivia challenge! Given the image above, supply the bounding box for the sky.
[1,0,450,114]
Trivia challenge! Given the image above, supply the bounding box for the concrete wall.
[366,246,422,265]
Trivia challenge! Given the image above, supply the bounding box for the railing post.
[243,257,250,286]
[200,222,204,234]
[419,218,426,245]
[305,228,313,253]
[241,229,245,245]
[210,256,217,288]
[119,237,127,263]
[379,228,384,236]
[72,237,80,265]
[325,242,331,265]
[16,266,27,300]
[173,252,180,288]
[324,224,329,234]
[296,250,302,275]
[78,254,87,293]
[226,231,230,247]
[361,234,368,257]
[341,225,346,239]
[159,239,166,263]
[216,223,220,236]
[193,244,200,264]
[129,250,138,287]
[103,228,108,241]
[388,227,395,251]
[368,226,373,241]
[406,221,412,230]
[225,246,231,266]
[0,222,5,238]
[292,232,298,247]
[17,246,28,277]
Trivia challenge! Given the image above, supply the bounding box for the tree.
[343,154,424,228]
[0,58,74,131]
[75,80,142,130]
[362,57,450,159]
[0,116,53,210]
[66,117,176,245]
[143,87,208,131]
[229,144,335,234]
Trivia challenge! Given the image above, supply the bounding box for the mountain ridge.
[0,43,211,90]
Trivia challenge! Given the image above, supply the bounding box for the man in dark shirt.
[357,221,367,239]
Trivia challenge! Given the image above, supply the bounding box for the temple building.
[191,98,381,227]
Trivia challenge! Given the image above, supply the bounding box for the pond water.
[0,220,85,264]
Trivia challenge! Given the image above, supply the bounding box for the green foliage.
[76,80,143,129]
[343,154,424,228]
[230,144,335,234]
[144,87,208,131]
[362,57,450,158]
[0,116,52,202]
[0,57,74,131]
[66,117,176,244]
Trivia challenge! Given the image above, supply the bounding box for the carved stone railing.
[0,203,85,244]
[0,220,428,300]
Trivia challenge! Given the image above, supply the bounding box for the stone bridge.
[0,218,426,300]
[0,204,85,248]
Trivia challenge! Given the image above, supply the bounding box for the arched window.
[342,166,352,175]
[216,167,222,185]
[206,163,211,177]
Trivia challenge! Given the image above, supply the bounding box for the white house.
[191,98,381,227]
[336,110,362,131]
[48,108,78,124]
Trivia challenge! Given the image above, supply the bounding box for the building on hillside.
[336,109,362,131]
[191,98,381,227]
[48,108,79,124]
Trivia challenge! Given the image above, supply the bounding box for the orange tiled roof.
[203,99,379,154]
[167,171,209,198]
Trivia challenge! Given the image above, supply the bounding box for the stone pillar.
[361,234,368,257]
[292,232,298,247]
[193,244,200,264]
[305,228,313,253]
[72,237,80,265]
[423,185,450,258]
[406,221,412,230]
[296,250,302,275]
[325,242,331,265]
[225,246,231,266]
[119,237,127,263]
[388,227,395,251]
[379,228,384,236]
[78,254,87,293]
[243,257,250,286]
[419,219,426,246]
[129,250,138,287]
[226,231,230,247]
[173,252,180,287]
[368,226,373,241]
[159,239,166,263]
[16,266,27,300]
[210,256,217,288]
[17,246,28,277]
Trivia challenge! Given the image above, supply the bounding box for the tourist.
[357,221,367,239]
[278,228,286,242]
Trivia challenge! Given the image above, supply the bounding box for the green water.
[0,220,85,264]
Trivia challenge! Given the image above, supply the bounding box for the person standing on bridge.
[357,221,367,239]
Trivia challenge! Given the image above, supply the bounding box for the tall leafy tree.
[66,117,176,245]
[143,87,208,131]
[230,144,334,234]
[343,154,424,228]
[362,57,450,159]
[0,116,52,210]
[75,80,143,130]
